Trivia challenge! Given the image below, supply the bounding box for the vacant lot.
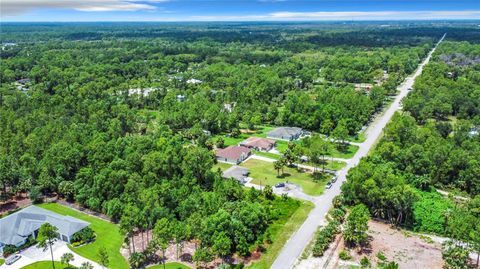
[244,159,328,196]
[247,200,314,269]
[38,203,129,269]
[338,221,444,269]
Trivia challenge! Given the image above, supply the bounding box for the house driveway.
[1,241,101,269]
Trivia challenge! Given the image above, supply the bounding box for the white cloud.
[191,10,480,21]
[1,0,168,16]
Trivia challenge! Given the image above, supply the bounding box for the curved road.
[271,33,446,269]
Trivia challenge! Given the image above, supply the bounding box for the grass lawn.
[252,150,282,160]
[349,132,366,143]
[242,159,327,196]
[21,261,72,269]
[328,143,358,159]
[148,262,192,269]
[0,259,4,266]
[38,203,129,269]
[211,162,233,172]
[247,199,314,269]
[308,160,346,171]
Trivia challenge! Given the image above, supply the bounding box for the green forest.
[1,22,479,268]
[342,40,480,268]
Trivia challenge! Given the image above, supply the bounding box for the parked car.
[331,175,338,183]
[326,182,333,189]
[275,182,285,188]
[5,254,21,265]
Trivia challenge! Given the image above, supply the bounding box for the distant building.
[469,127,479,137]
[128,88,157,97]
[14,78,31,92]
[0,206,90,253]
[223,103,234,113]
[267,127,306,141]
[240,137,276,151]
[187,78,202,84]
[222,166,250,184]
[216,146,251,164]
[177,94,186,102]
[354,83,373,92]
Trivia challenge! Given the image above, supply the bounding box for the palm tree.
[37,223,59,269]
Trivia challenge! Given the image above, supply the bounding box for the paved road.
[271,33,446,269]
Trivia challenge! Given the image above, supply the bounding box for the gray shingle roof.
[0,205,89,246]
[267,127,303,138]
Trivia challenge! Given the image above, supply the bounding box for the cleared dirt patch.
[338,221,444,269]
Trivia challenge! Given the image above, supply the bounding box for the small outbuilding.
[240,137,276,151]
[215,146,251,164]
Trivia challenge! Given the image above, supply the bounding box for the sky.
[1,0,480,22]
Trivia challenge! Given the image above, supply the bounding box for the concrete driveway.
[1,241,101,269]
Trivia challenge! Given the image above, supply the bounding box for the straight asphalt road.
[271,33,446,269]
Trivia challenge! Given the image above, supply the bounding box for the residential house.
[0,206,90,254]
[240,137,276,151]
[177,94,186,102]
[354,83,373,92]
[216,146,251,164]
[186,78,202,84]
[267,127,306,141]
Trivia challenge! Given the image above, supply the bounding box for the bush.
[442,241,470,269]
[339,250,351,260]
[376,251,387,261]
[312,220,340,257]
[2,245,17,256]
[360,256,371,268]
[71,226,95,244]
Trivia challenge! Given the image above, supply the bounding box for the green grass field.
[0,259,4,266]
[247,200,314,269]
[349,132,366,143]
[328,143,358,159]
[21,261,72,269]
[211,162,233,172]
[242,159,327,196]
[38,203,129,269]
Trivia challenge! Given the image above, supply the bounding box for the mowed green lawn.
[242,159,327,196]
[329,143,359,159]
[247,200,314,269]
[22,261,71,269]
[38,203,129,269]
[211,162,233,172]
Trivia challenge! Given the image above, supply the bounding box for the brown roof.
[216,146,251,160]
[240,137,275,149]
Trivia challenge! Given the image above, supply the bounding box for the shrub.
[71,226,95,244]
[339,250,351,260]
[2,245,17,256]
[376,251,387,261]
[312,220,340,257]
[360,256,371,268]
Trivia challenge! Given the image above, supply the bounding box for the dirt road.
[271,33,446,269]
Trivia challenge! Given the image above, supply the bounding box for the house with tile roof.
[240,137,276,151]
[215,146,251,164]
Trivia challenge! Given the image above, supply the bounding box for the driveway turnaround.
[0,241,101,269]
[270,33,446,269]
